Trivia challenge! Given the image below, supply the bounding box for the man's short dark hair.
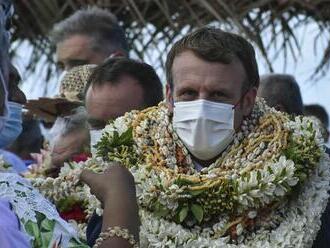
[165,27,259,91]
[85,58,164,107]
[51,7,128,56]
[259,74,303,115]
[304,104,329,128]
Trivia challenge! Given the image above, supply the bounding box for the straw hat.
[24,64,96,122]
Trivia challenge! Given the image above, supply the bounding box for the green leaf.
[40,218,55,232]
[188,189,205,196]
[119,127,133,145]
[25,221,42,247]
[174,177,195,187]
[267,166,273,174]
[191,204,204,223]
[153,201,170,218]
[25,221,39,235]
[40,231,53,247]
[57,197,78,212]
[154,206,169,218]
[257,170,261,181]
[111,131,120,145]
[179,206,189,222]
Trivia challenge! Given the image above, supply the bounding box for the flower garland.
[30,99,330,247]
[139,153,329,247]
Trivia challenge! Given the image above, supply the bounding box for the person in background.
[0,3,139,247]
[36,7,128,142]
[304,104,329,143]
[25,64,95,151]
[257,76,330,248]
[26,108,91,178]
[49,108,90,176]
[257,73,303,115]
[51,6,128,72]
[84,57,164,149]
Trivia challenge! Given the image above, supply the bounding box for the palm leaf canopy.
[10,0,330,81]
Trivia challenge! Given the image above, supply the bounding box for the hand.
[81,163,140,247]
[80,163,135,203]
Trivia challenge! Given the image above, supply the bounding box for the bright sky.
[13,23,330,128]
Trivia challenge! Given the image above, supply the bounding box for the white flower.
[103,124,115,137]
[114,116,129,135]
[248,211,257,219]
[236,224,243,236]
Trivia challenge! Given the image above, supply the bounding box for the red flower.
[59,204,87,222]
[71,153,90,163]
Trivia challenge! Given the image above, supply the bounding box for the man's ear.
[242,87,257,116]
[166,83,174,112]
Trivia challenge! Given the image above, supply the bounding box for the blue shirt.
[0,149,27,173]
[0,199,30,248]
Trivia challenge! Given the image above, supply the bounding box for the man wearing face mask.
[82,27,330,247]
[85,57,164,152]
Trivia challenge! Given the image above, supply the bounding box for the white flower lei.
[138,152,330,247]
[31,100,330,247]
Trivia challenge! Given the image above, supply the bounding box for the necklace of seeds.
[132,99,289,182]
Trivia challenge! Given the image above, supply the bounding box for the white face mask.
[173,99,235,161]
[90,129,103,152]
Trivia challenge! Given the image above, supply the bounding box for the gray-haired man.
[51,7,128,71]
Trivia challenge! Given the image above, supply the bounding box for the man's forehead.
[56,35,93,57]
[86,86,121,110]
[57,34,92,47]
[173,63,246,84]
[87,84,134,105]
[173,51,244,71]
